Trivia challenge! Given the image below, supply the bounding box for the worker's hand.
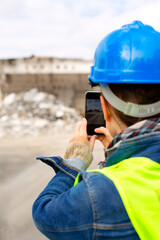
[94,127,113,149]
[69,118,96,152]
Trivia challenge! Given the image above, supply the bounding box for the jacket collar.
[108,118,160,149]
[100,118,160,168]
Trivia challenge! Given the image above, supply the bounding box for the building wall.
[0,57,94,112]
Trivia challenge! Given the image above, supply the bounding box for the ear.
[100,95,111,121]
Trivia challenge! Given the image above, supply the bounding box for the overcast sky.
[0,0,160,60]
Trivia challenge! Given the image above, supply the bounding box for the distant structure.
[0,56,93,112]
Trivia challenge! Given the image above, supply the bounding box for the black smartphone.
[85,91,105,135]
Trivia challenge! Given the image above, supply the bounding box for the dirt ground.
[0,132,104,240]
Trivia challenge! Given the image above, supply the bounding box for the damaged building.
[0,56,93,112]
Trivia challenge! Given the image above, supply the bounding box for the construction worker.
[32,21,160,240]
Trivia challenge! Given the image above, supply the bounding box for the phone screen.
[85,91,105,135]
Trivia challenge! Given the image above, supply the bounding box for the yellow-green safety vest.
[74,157,160,240]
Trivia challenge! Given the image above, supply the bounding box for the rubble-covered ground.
[0,88,82,137]
[0,89,105,240]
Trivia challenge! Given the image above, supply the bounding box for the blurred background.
[0,0,160,239]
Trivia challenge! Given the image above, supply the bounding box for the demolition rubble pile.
[0,89,82,137]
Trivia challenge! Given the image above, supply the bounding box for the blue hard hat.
[89,21,160,86]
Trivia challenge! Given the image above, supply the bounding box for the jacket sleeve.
[32,168,94,240]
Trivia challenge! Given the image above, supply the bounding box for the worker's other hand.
[94,127,113,149]
[69,118,96,152]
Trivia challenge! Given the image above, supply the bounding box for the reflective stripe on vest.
[74,157,160,240]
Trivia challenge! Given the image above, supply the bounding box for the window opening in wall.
[8,59,16,65]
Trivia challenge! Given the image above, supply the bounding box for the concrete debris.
[0,88,82,137]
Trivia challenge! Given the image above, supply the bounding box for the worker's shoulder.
[78,170,127,216]
[79,170,117,193]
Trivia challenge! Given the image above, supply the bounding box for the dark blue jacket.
[32,132,160,240]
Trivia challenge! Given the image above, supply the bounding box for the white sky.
[0,0,160,60]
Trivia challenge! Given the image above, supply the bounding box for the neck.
[108,110,128,137]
